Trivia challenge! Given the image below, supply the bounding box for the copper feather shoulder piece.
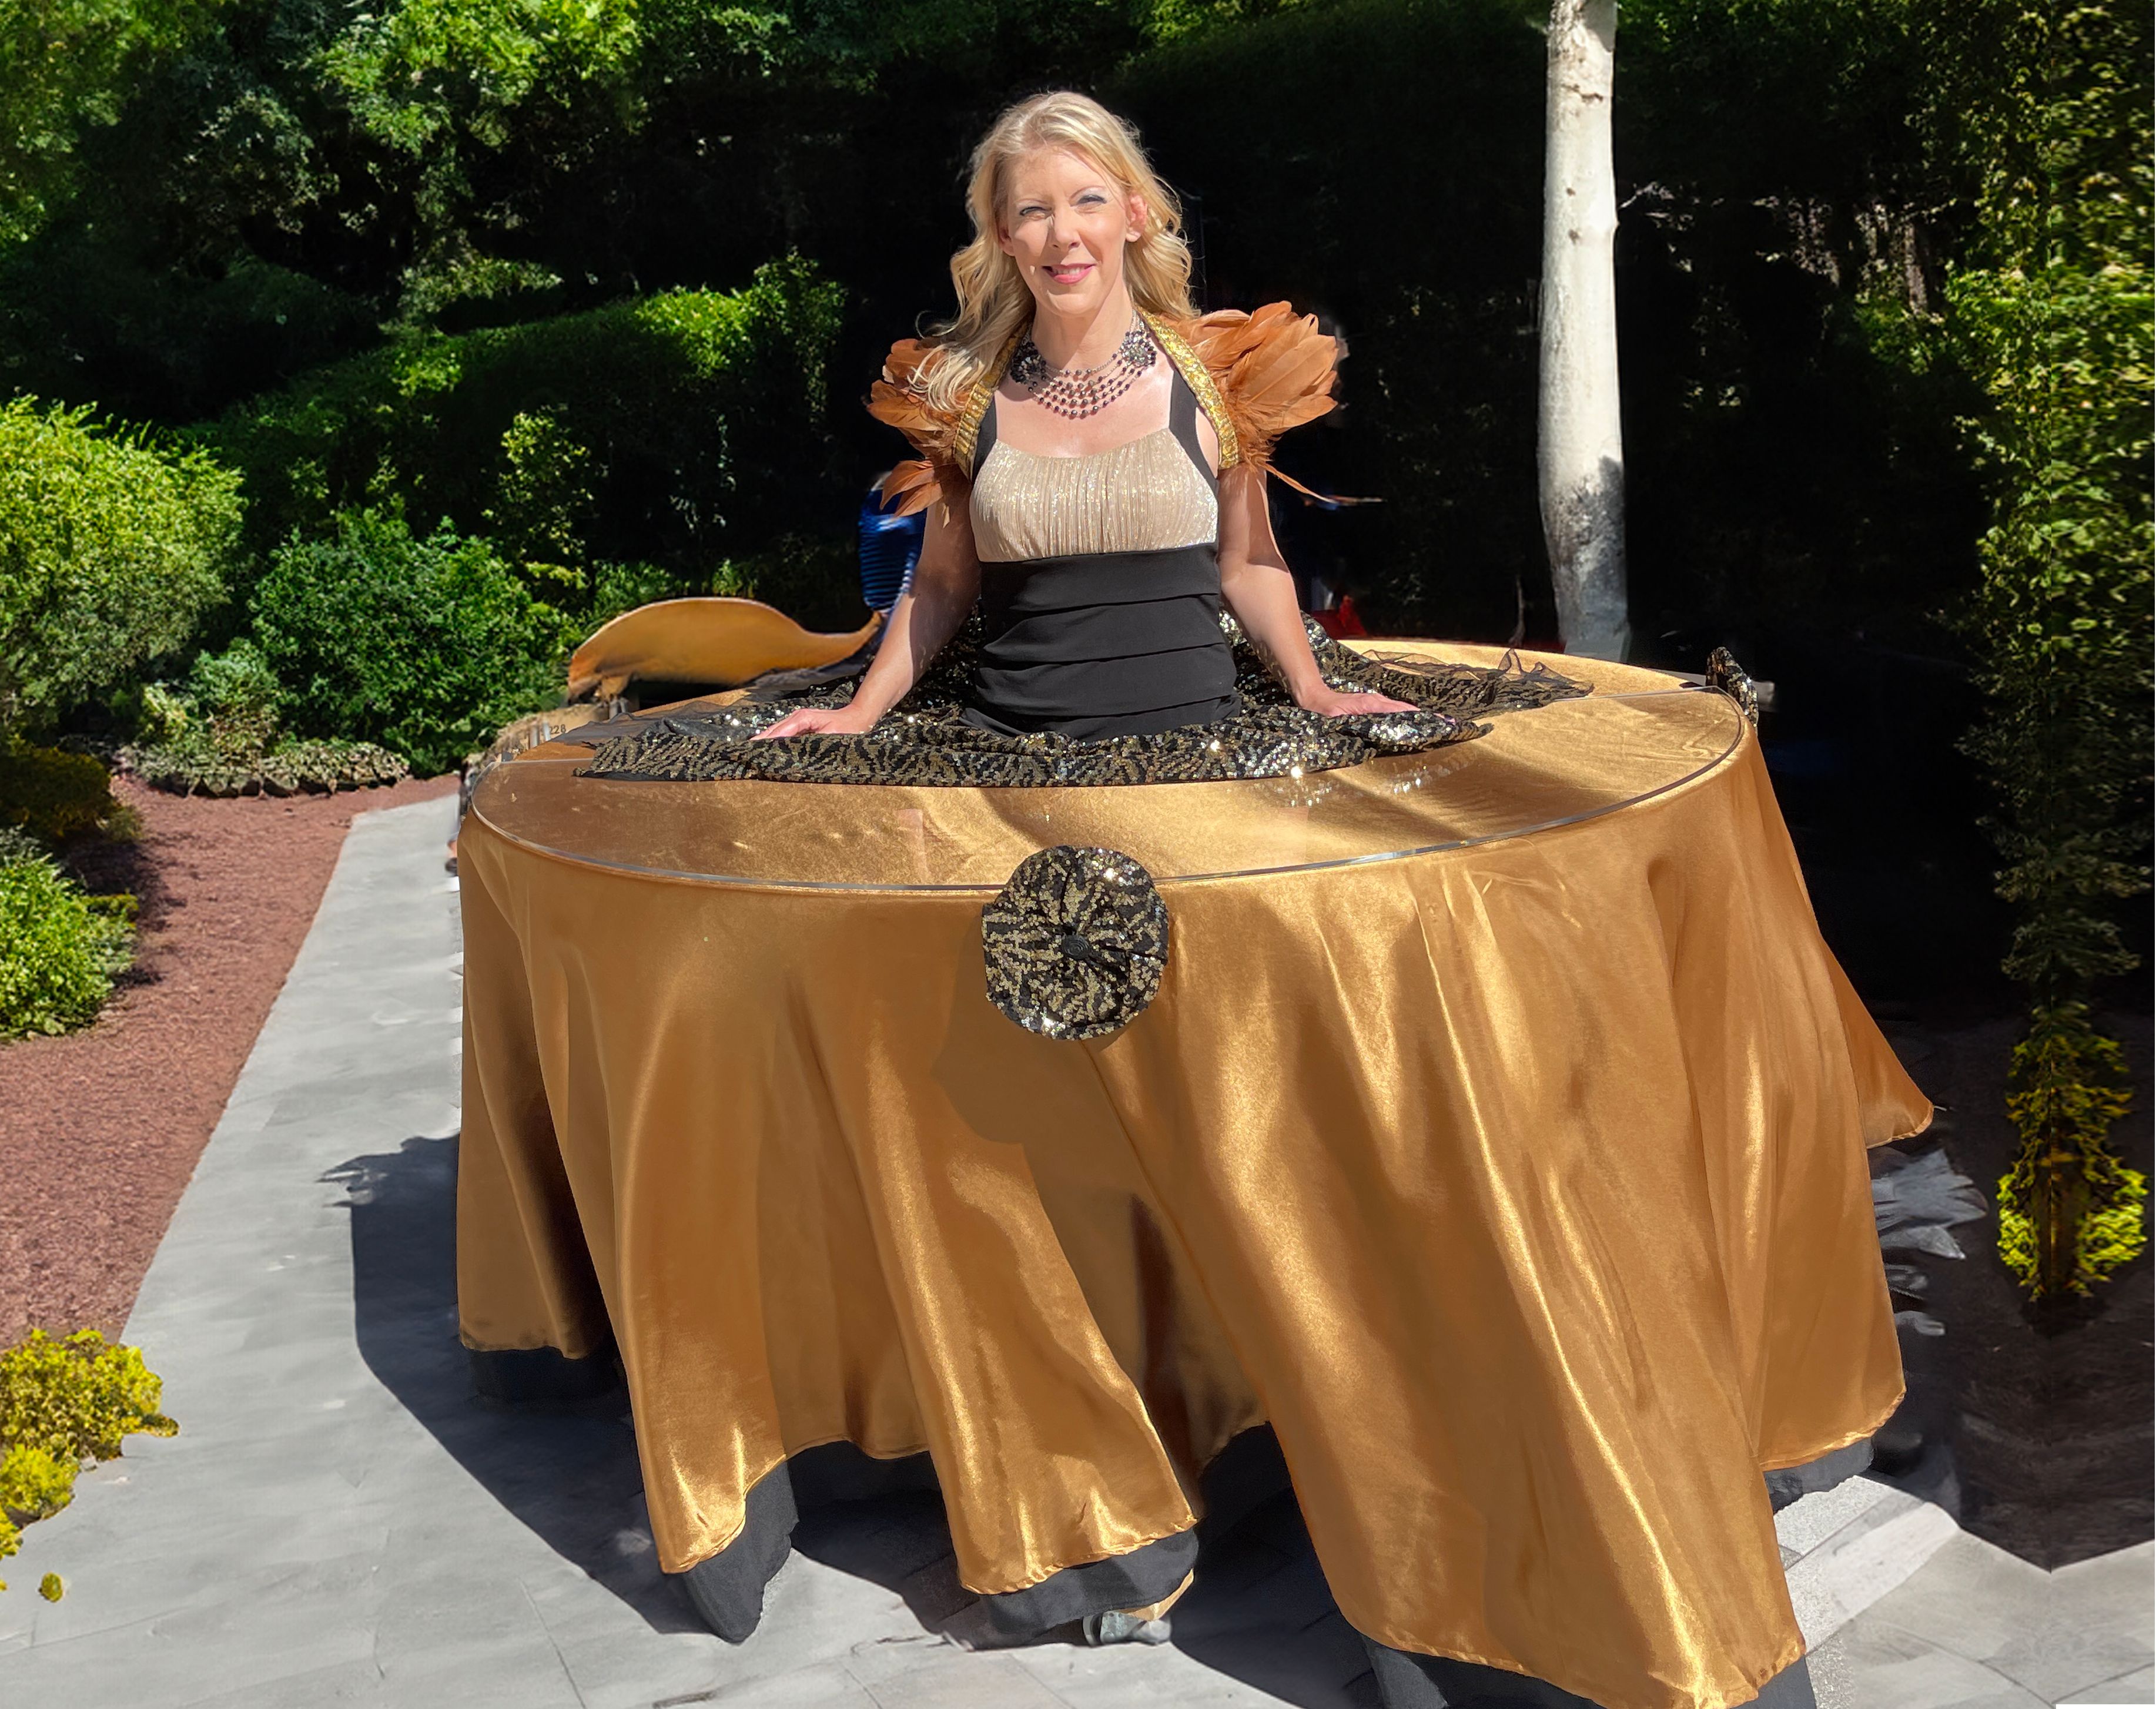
[865,332,1019,517]
[1159,303,1342,492]
[865,339,960,518]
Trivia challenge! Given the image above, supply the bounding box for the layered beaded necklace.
[1008,311,1157,419]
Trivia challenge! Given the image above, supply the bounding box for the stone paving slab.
[1802,1529,2151,1708]
[0,793,2147,1709]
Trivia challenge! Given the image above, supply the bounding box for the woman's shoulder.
[1149,303,1341,475]
[865,336,1009,515]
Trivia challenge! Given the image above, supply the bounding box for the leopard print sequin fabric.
[574,615,1586,789]
[982,846,1169,1040]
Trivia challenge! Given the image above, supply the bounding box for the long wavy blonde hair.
[919,91,1198,415]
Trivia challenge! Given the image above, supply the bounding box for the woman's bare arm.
[756,497,983,738]
[1215,465,1413,716]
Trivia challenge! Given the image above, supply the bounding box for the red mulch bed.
[0,772,460,1348]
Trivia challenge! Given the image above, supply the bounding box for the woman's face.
[997,148,1146,321]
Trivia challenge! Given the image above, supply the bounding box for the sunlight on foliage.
[0,399,239,732]
[1919,1,2153,1299]
[0,849,134,1038]
[1996,1005,2148,1297]
[0,1331,175,1591]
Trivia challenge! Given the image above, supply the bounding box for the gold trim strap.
[952,327,1025,477]
[1142,310,1241,471]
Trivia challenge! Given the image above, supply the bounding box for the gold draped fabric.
[456,645,1928,1709]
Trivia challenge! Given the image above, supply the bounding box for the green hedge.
[202,257,848,611]
[0,737,123,842]
[0,397,239,730]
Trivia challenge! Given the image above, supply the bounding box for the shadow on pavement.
[328,1132,706,1637]
[332,1130,1383,1706]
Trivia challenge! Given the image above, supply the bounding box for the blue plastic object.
[859,482,926,614]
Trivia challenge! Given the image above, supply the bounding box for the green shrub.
[202,257,847,609]
[0,397,240,730]
[0,736,123,842]
[0,856,134,1037]
[249,511,564,775]
[0,1330,176,1589]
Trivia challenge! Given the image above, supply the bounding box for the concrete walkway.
[0,795,2147,1708]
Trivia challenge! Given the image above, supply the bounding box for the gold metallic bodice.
[969,428,1219,565]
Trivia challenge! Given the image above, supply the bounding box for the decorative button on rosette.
[982,846,1169,1040]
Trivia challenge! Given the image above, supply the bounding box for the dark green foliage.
[0,0,222,243]
[249,511,566,775]
[0,854,134,1039]
[0,398,239,732]
[1113,0,1549,639]
[200,258,848,609]
[1108,0,1988,649]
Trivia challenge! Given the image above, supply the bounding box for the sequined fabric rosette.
[982,846,1169,1040]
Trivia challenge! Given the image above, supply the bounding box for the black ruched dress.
[963,367,1241,740]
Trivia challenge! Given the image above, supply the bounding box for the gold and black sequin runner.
[574,615,1586,789]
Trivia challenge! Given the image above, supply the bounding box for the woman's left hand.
[1296,684,1420,718]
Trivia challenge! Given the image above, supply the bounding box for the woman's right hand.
[753,704,880,740]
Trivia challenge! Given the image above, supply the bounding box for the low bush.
[249,512,565,776]
[0,854,135,1038]
[0,1331,176,1590]
[0,737,125,842]
[0,397,240,730]
[132,734,409,800]
[129,641,409,798]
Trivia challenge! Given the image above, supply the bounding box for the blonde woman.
[757,89,1417,743]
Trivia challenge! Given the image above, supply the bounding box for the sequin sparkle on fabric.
[982,846,1169,1040]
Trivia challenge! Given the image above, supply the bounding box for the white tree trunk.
[1538,0,1631,661]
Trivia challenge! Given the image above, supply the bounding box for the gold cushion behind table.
[455,643,1929,1709]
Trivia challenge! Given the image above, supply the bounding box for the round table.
[455,644,1928,1709]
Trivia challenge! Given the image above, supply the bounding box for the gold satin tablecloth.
[456,645,1928,1709]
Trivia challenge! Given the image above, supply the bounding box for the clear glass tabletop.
[469,649,1745,893]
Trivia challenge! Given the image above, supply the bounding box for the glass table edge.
[468,687,1748,896]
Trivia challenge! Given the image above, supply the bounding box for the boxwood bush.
[0,736,125,842]
[248,511,565,776]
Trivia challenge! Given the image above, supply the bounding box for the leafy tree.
[0,0,225,242]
